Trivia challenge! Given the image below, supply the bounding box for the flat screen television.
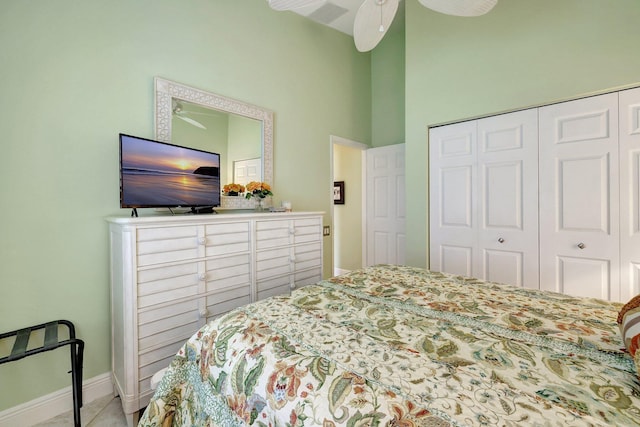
[119,133,221,214]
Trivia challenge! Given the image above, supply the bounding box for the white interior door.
[619,87,640,302]
[234,158,261,186]
[477,110,539,288]
[539,93,620,300]
[365,144,406,266]
[429,120,478,277]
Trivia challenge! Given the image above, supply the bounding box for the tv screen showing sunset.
[120,134,220,208]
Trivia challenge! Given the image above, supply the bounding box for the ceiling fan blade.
[267,0,324,11]
[353,0,399,52]
[176,114,207,130]
[417,0,498,17]
[179,110,216,117]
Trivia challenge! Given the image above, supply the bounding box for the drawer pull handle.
[498,238,505,243]
[577,242,586,249]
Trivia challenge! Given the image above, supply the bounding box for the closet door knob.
[577,242,586,249]
[498,238,505,243]
[197,237,206,245]
[198,273,206,281]
[199,309,209,318]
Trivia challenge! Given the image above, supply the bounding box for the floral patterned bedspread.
[138,265,640,427]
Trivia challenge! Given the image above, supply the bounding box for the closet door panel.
[539,93,620,300]
[558,155,610,231]
[556,256,611,300]
[483,249,523,287]
[483,161,521,228]
[440,245,473,276]
[477,110,539,288]
[429,120,478,277]
[441,166,473,227]
[620,87,640,301]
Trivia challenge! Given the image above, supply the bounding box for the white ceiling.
[289,0,369,36]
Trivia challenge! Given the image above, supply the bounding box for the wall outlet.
[323,226,330,236]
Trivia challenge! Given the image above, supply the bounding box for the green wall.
[404,0,640,267]
[0,0,370,410]
[372,1,405,147]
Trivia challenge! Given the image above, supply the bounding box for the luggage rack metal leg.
[0,320,84,427]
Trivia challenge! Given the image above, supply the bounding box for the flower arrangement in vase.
[245,181,273,211]
[223,183,245,196]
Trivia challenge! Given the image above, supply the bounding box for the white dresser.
[107,212,323,426]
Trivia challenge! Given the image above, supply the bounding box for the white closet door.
[477,110,539,288]
[620,87,640,302]
[429,120,478,277]
[539,93,620,300]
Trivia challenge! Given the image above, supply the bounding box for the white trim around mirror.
[154,77,273,186]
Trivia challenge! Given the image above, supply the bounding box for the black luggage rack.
[0,320,84,427]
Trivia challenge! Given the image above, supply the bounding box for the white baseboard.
[334,268,351,276]
[0,372,113,427]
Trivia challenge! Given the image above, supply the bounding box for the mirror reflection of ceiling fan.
[172,100,212,130]
[267,0,498,52]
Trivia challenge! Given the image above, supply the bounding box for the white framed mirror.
[154,77,273,186]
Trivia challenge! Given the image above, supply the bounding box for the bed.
[138,265,640,426]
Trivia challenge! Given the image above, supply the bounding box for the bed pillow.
[618,294,640,376]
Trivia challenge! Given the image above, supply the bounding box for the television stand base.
[190,207,215,215]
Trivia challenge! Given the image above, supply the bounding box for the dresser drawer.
[137,298,201,351]
[137,323,196,398]
[256,247,291,279]
[138,347,179,398]
[205,221,250,256]
[293,218,322,245]
[293,242,322,271]
[137,226,201,266]
[205,253,251,293]
[205,287,251,320]
[256,217,322,249]
[137,263,200,309]
[293,267,322,289]
[255,220,291,249]
[257,274,291,300]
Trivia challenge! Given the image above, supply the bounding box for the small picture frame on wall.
[333,181,345,205]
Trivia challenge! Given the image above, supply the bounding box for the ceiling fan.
[172,100,207,130]
[267,0,498,52]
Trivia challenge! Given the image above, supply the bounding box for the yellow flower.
[223,183,245,194]
[245,181,273,199]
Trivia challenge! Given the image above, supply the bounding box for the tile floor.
[33,394,129,427]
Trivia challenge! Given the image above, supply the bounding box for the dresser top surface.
[107,211,324,226]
